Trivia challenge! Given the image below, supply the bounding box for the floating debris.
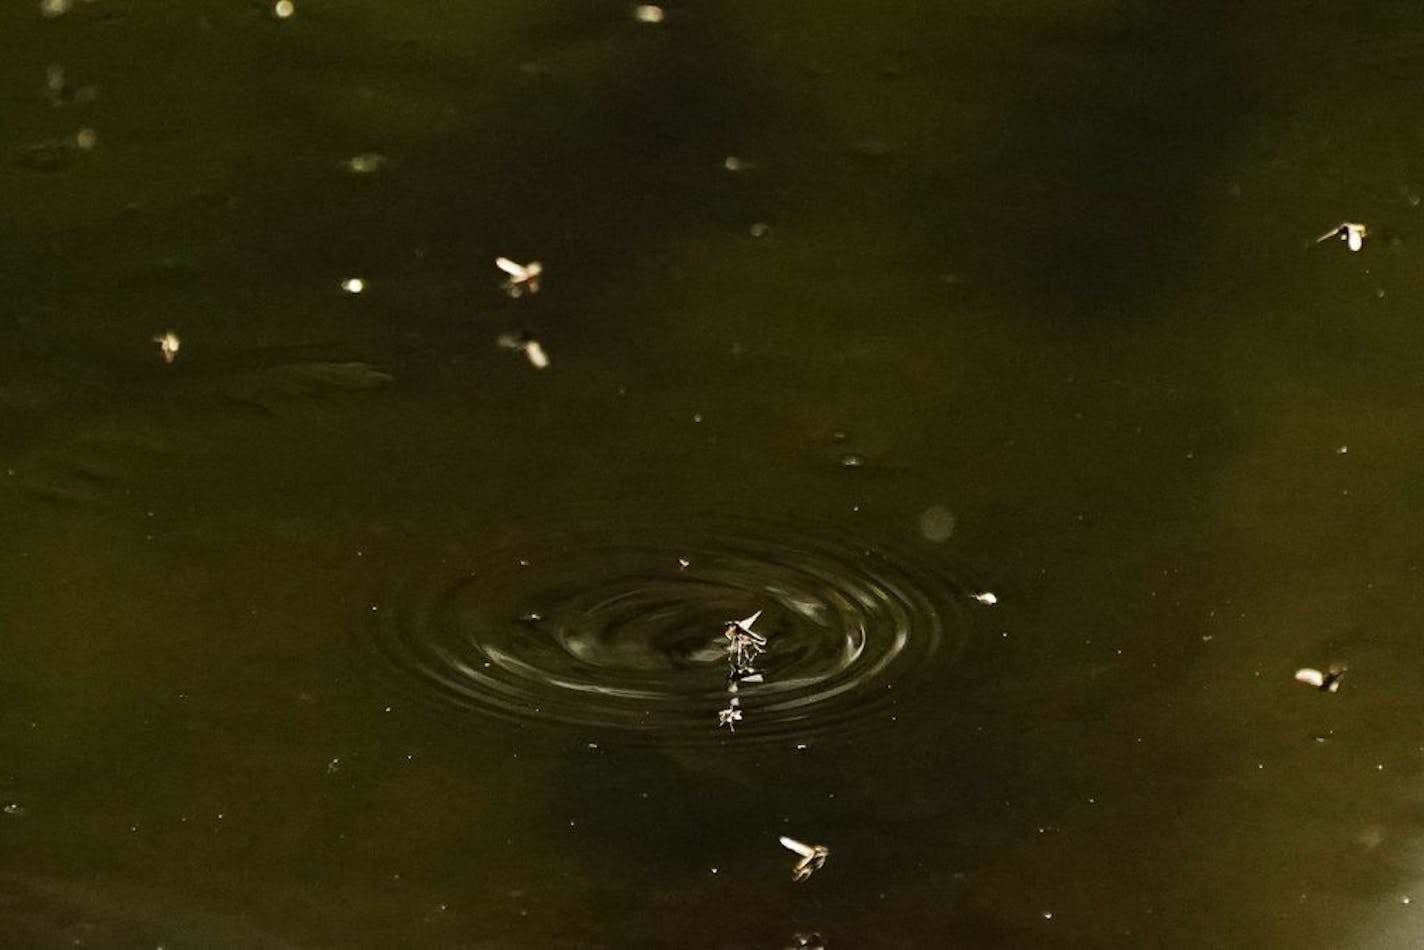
[496,330,550,369]
[634,4,665,23]
[718,611,769,730]
[272,0,295,19]
[1295,664,1346,693]
[779,836,830,882]
[724,610,767,673]
[971,591,998,606]
[723,155,753,172]
[786,933,827,950]
[749,222,771,238]
[38,0,71,18]
[496,256,542,297]
[2,803,24,817]
[1316,222,1367,252]
[343,152,388,174]
[340,277,366,294]
[74,127,98,151]
[153,331,181,365]
[718,703,743,731]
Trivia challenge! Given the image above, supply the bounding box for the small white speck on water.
[2,803,24,817]
[1042,912,1054,920]
[1337,445,1349,454]
[341,277,365,294]
[343,152,388,174]
[1402,896,1412,905]
[839,453,866,468]
[633,4,664,23]
[273,0,294,18]
[750,222,770,238]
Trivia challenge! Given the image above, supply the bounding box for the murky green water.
[6,2,1424,946]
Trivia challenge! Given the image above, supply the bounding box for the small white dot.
[341,277,365,294]
[273,0,294,18]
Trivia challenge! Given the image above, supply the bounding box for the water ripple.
[365,517,974,743]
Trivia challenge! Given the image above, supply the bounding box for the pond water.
[5,1,1424,946]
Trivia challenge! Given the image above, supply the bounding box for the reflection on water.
[5,0,1424,946]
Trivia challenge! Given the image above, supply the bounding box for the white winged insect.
[153,331,180,365]
[496,330,550,369]
[1315,222,1367,253]
[778,836,830,882]
[495,256,543,297]
[1295,664,1346,693]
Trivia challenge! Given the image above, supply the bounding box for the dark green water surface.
[6,2,1424,946]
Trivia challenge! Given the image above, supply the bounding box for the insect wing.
[779,836,816,859]
[495,256,527,279]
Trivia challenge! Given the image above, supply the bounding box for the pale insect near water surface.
[495,331,550,369]
[1315,222,1367,252]
[152,331,180,364]
[495,256,543,297]
[778,836,831,882]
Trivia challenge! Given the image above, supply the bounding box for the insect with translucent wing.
[495,256,543,297]
[724,610,768,672]
[1295,664,1346,692]
[496,330,550,369]
[1315,222,1366,252]
[153,331,180,364]
[778,836,830,882]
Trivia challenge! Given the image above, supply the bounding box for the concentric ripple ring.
[365,518,973,743]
